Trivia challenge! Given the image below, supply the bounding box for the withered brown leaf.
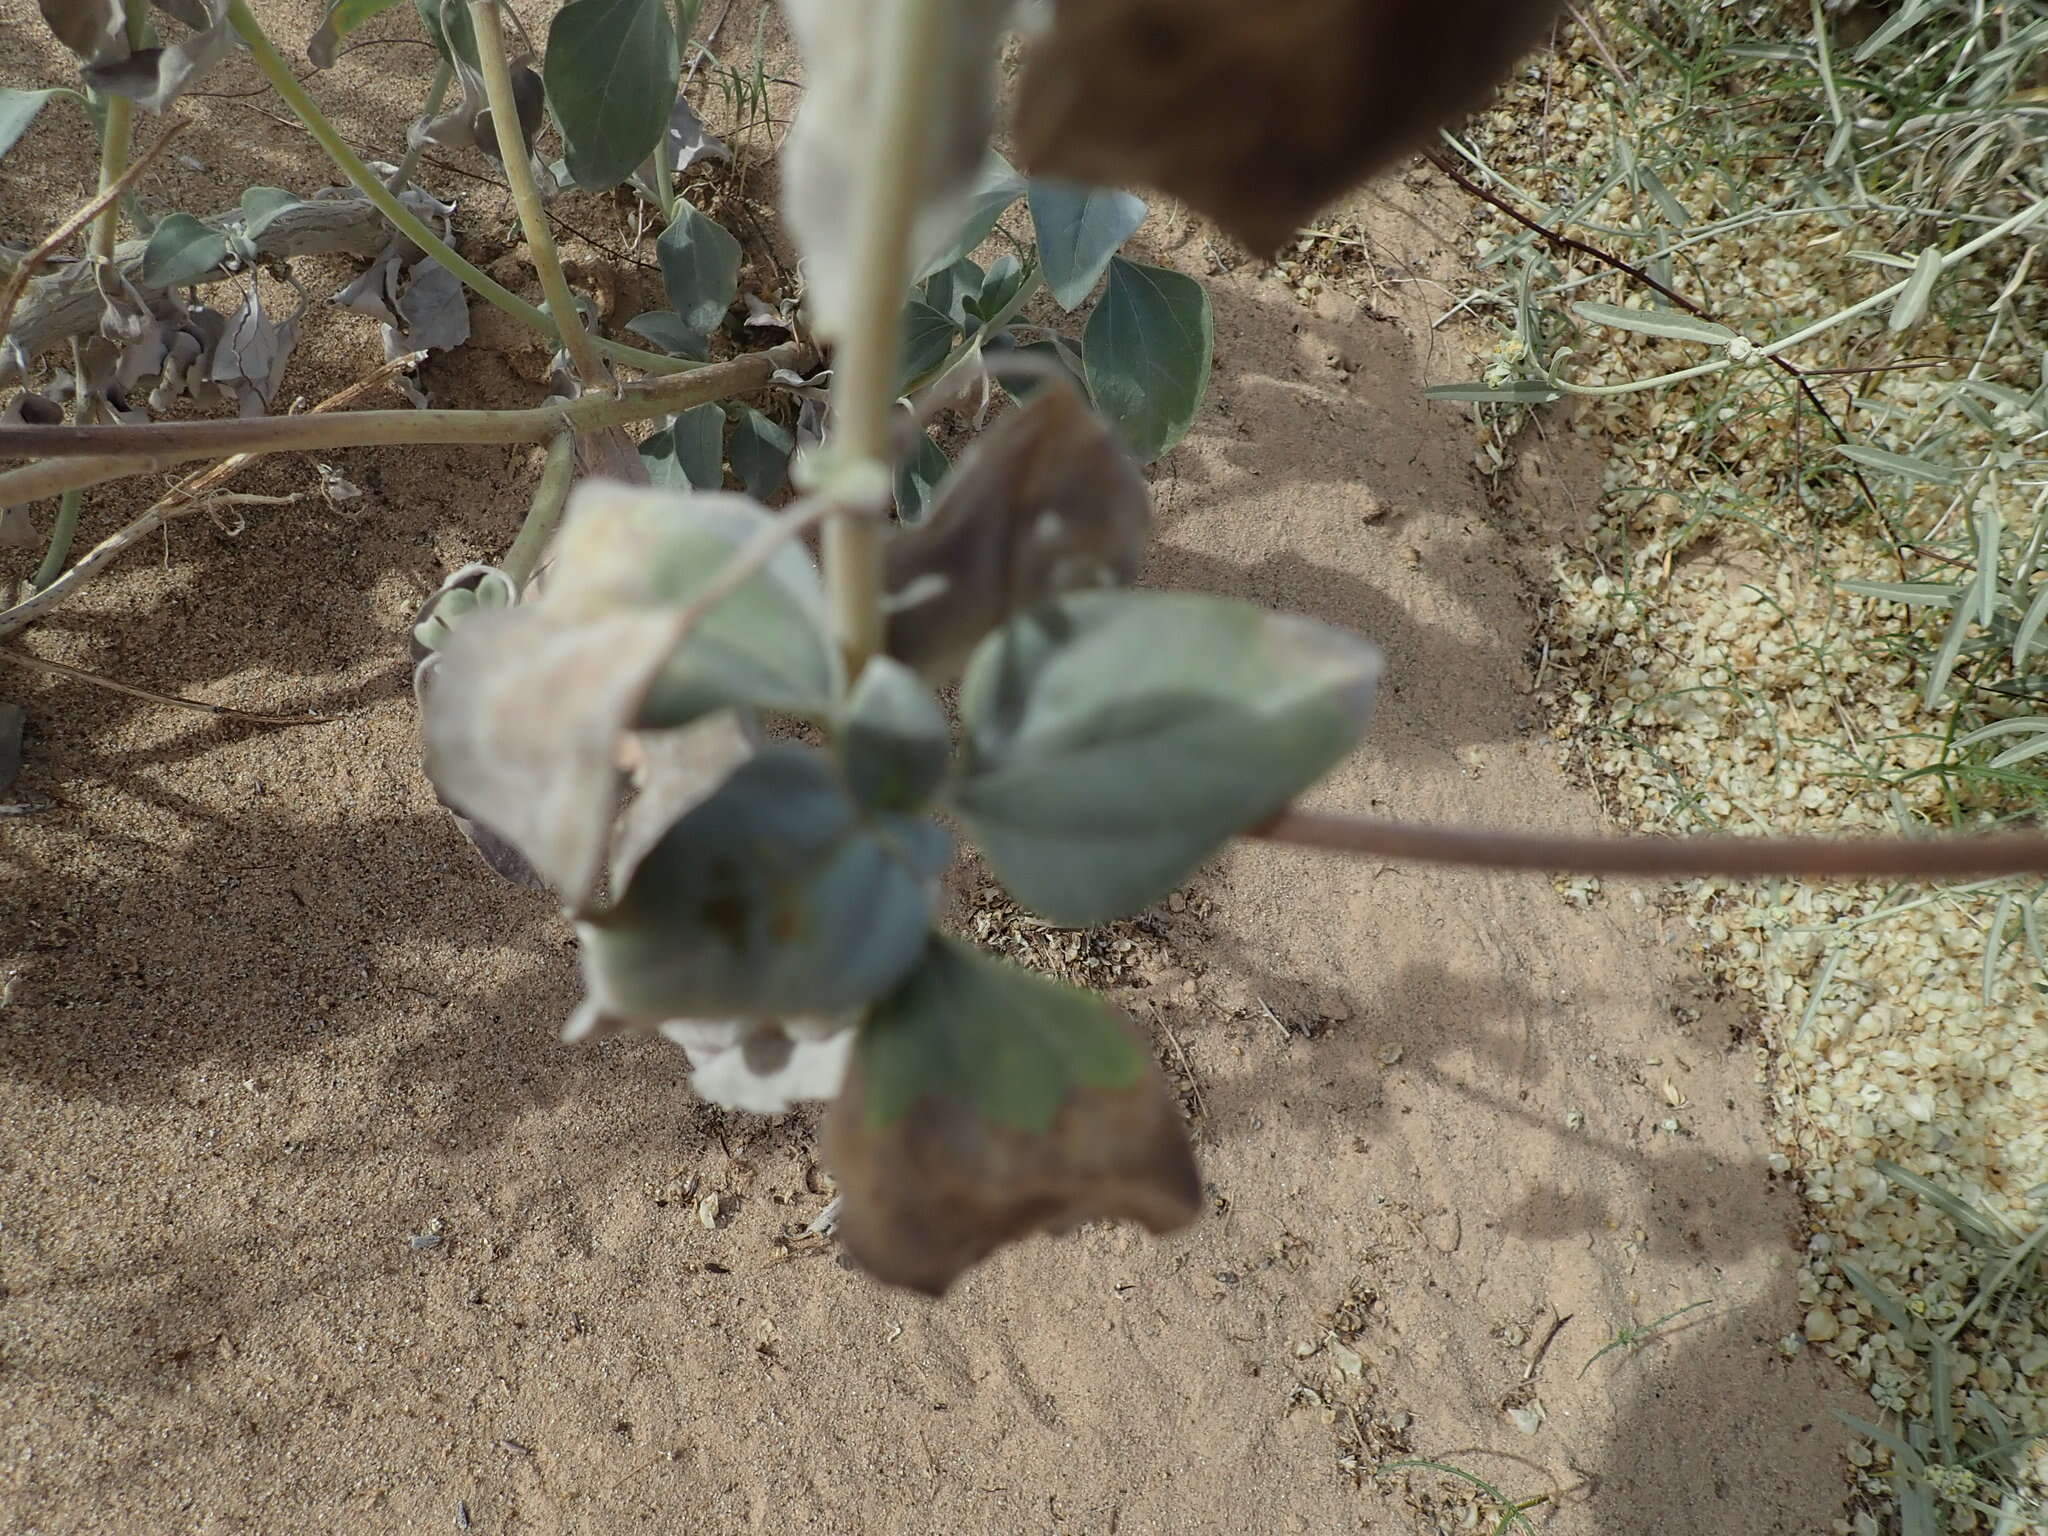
[1014,0,1562,254]
[823,937,1200,1296]
[883,379,1150,684]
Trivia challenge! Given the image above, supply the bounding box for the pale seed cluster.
[1462,10,2048,1527]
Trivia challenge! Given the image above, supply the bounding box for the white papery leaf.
[660,1019,855,1112]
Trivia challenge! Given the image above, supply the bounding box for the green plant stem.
[89,99,134,262]
[87,0,150,262]
[0,340,808,507]
[32,490,83,591]
[387,60,452,196]
[224,0,690,378]
[1542,191,2048,399]
[503,431,575,589]
[469,0,606,384]
[821,0,954,670]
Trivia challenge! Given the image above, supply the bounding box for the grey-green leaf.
[638,403,725,490]
[654,200,741,359]
[1835,443,1965,485]
[579,747,947,1022]
[1082,255,1211,463]
[239,185,302,241]
[986,332,1085,401]
[622,310,701,356]
[307,0,405,68]
[415,0,478,68]
[920,256,984,328]
[952,589,1382,924]
[544,0,680,190]
[894,430,949,527]
[1426,380,1562,404]
[839,655,950,813]
[899,299,958,388]
[0,87,80,163]
[1889,246,1943,332]
[728,405,794,502]
[913,150,1027,281]
[969,253,1028,326]
[418,605,691,910]
[1028,179,1146,310]
[1570,300,1736,346]
[541,480,841,724]
[141,214,230,287]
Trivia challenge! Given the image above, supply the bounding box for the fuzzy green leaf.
[654,200,741,359]
[1028,179,1146,309]
[920,256,983,328]
[952,589,1381,924]
[638,403,725,491]
[579,747,946,1022]
[239,185,303,241]
[727,405,793,503]
[541,481,840,725]
[913,150,1027,281]
[141,214,230,287]
[1082,256,1211,463]
[0,87,80,163]
[986,332,1085,401]
[899,299,959,388]
[415,0,478,69]
[893,430,949,527]
[544,0,680,190]
[839,656,950,814]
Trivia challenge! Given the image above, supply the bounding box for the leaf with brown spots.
[1014,0,1562,254]
[825,935,1201,1295]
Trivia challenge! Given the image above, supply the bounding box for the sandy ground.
[3,6,1854,1531]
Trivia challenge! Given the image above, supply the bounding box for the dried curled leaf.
[79,0,237,113]
[779,0,1014,338]
[883,379,1150,684]
[825,936,1201,1295]
[1014,0,1562,254]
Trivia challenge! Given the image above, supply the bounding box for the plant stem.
[89,100,134,263]
[503,431,575,589]
[0,341,808,507]
[387,59,452,196]
[469,0,606,384]
[821,0,954,669]
[224,0,690,378]
[88,0,150,262]
[32,490,83,591]
[1249,807,2048,880]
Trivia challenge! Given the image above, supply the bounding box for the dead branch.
[0,120,190,346]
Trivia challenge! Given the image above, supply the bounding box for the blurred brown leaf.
[1015,0,1562,254]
